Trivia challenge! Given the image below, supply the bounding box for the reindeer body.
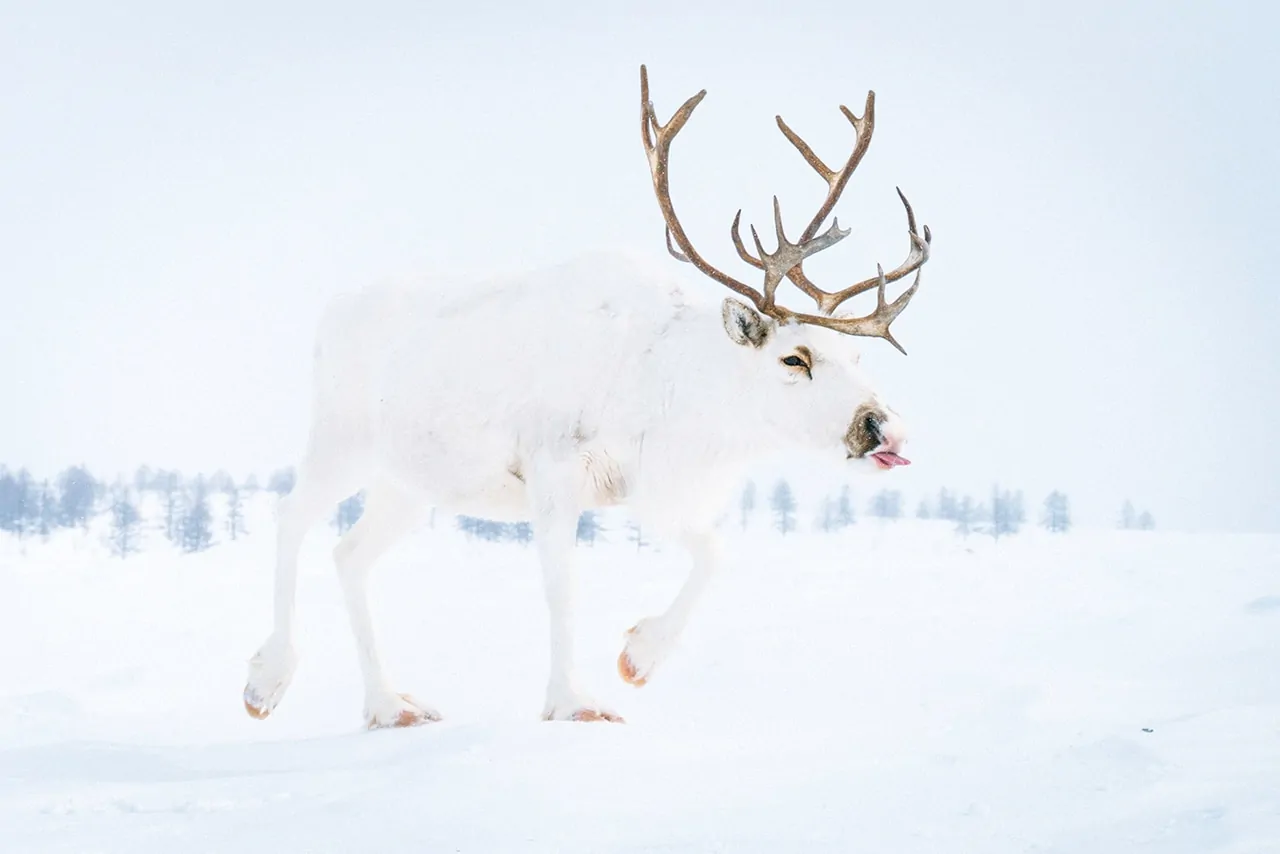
[313,251,764,530]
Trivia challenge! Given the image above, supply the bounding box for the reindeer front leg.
[527,452,624,723]
[619,528,720,687]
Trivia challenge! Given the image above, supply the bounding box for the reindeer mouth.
[845,411,911,469]
[870,451,911,469]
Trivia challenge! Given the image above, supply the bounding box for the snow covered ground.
[2,502,1278,853]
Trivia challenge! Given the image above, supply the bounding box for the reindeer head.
[719,296,910,471]
[639,65,929,473]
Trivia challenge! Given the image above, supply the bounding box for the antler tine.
[742,196,853,310]
[638,65,771,313]
[776,117,836,185]
[664,228,690,264]
[730,202,850,282]
[789,262,923,355]
[814,187,932,315]
[765,92,882,312]
[731,209,765,270]
[776,90,876,244]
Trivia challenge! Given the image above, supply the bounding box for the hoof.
[243,635,298,721]
[617,646,648,688]
[618,620,672,687]
[571,707,625,723]
[542,707,626,724]
[541,689,626,723]
[365,693,442,730]
[243,691,272,719]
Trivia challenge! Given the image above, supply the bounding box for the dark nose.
[863,414,883,444]
[845,406,887,458]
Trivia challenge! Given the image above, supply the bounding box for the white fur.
[243,250,909,726]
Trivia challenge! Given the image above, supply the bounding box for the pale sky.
[2,1,1276,533]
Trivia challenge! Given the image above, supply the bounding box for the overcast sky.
[2,1,1276,533]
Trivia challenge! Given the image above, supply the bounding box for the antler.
[639,64,932,354]
[638,66,771,313]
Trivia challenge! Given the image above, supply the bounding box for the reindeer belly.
[365,409,524,516]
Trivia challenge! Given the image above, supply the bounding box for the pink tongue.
[872,451,911,467]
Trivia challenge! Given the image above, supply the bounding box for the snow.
[2,498,1278,852]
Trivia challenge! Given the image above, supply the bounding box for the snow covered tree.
[57,465,97,529]
[836,484,855,528]
[267,467,296,496]
[2,470,32,536]
[817,485,855,533]
[207,470,234,494]
[869,489,902,520]
[954,495,976,538]
[508,521,534,545]
[770,479,796,535]
[0,468,31,536]
[20,472,41,536]
[740,480,756,530]
[333,492,364,535]
[1117,500,1154,530]
[180,478,213,553]
[161,471,183,543]
[936,487,958,521]
[456,515,482,539]
[916,498,932,520]
[35,479,57,538]
[576,510,602,546]
[817,494,836,533]
[988,485,1022,540]
[109,489,141,558]
[226,484,246,540]
[1041,490,1070,533]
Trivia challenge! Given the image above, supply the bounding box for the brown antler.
[639,64,932,355]
[639,67,767,312]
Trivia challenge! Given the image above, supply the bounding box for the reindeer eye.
[781,354,812,379]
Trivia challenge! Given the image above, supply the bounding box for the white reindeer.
[244,65,931,728]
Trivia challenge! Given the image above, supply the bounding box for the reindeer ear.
[721,298,770,348]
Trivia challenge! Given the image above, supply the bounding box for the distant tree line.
[0,463,299,558]
[0,465,96,538]
[1,462,1160,558]
[455,510,606,548]
[735,480,1157,541]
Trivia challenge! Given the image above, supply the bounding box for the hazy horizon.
[2,1,1276,533]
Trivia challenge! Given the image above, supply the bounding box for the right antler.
[638,64,932,355]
